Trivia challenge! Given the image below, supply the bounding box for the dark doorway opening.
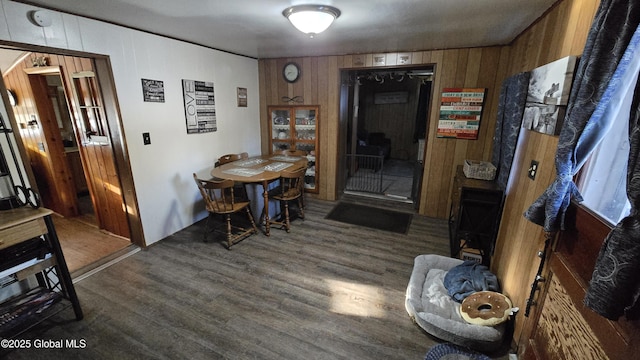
[340,67,434,206]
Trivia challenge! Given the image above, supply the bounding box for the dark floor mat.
[325,202,413,234]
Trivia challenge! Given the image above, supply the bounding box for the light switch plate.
[143,132,151,145]
[528,160,539,180]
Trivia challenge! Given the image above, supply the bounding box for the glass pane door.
[271,108,291,152]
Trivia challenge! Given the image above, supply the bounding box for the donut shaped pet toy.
[460,291,512,326]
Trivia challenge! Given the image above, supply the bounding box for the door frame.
[338,67,434,203]
[0,41,145,247]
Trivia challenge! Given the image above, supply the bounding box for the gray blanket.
[443,261,500,302]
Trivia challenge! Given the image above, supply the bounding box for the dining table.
[210,154,308,236]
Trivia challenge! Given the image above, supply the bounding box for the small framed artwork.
[141,79,165,103]
[352,54,366,67]
[373,54,386,66]
[397,53,412,65]
[237,87,247,107]
[522,103,566,136]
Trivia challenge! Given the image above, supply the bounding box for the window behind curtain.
[577,110,631,225]
[576,49,639,225]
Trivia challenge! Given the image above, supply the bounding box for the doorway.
[1,46,143,274]
[340,67,433,206]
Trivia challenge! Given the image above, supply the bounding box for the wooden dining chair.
[275,149,307,157]
[214,152,250,200]
[266,166,306,232]
[276,149,309,209]
[193,173,257,248]
[216,152,248,167]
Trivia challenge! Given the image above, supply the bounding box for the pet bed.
[405,254,506,352]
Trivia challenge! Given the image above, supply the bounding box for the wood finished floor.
[4,195,510,359]
[52,213,132,274]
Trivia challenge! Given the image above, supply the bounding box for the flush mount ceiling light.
[282,4,341,37]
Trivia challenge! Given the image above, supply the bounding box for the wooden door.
[69,70,130,239]
[24,68,78,217]
[524,204,639,359]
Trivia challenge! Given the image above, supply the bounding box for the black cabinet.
[449,166,504,267]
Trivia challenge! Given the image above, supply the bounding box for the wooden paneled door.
[523,204,639,359]
[23,67,79,218]
[68,70,130,239]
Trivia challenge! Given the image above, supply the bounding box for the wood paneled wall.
[492,0,599,347]
[259,57,340,200]
[259,0,601,352]
[259,47,509,211]
[419,48,509,218]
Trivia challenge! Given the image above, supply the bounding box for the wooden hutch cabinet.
[268,105,319,193]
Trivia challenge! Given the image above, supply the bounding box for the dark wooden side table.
[449,165,504,267]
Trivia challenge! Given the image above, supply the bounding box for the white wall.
[0,0,261,245]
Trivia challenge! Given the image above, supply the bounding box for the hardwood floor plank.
[3,197,509,359]
[53,214,132,273]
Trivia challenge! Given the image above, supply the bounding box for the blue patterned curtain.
[524,0,640,232]
[491,72,530,191]
[584,66,640,320]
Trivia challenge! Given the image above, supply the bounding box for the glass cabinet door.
[271,108,291,152]
[268,105,319,193]
[293,108,316,191]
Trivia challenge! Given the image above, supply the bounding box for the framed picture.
[527,56,577,106]
[141,78,165,103]
[437,88,487,139]
[182,79,216,134]
[524,55,577,135]
[522,103,566,136]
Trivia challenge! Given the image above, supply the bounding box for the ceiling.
[13,0,559,59]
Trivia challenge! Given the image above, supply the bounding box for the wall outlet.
[528,160,539,180]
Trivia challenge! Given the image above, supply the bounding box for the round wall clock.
[7,89,17,106]
[283,62,301,83]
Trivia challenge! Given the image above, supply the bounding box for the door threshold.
[71,245,140,283]
[344,190,414,204]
